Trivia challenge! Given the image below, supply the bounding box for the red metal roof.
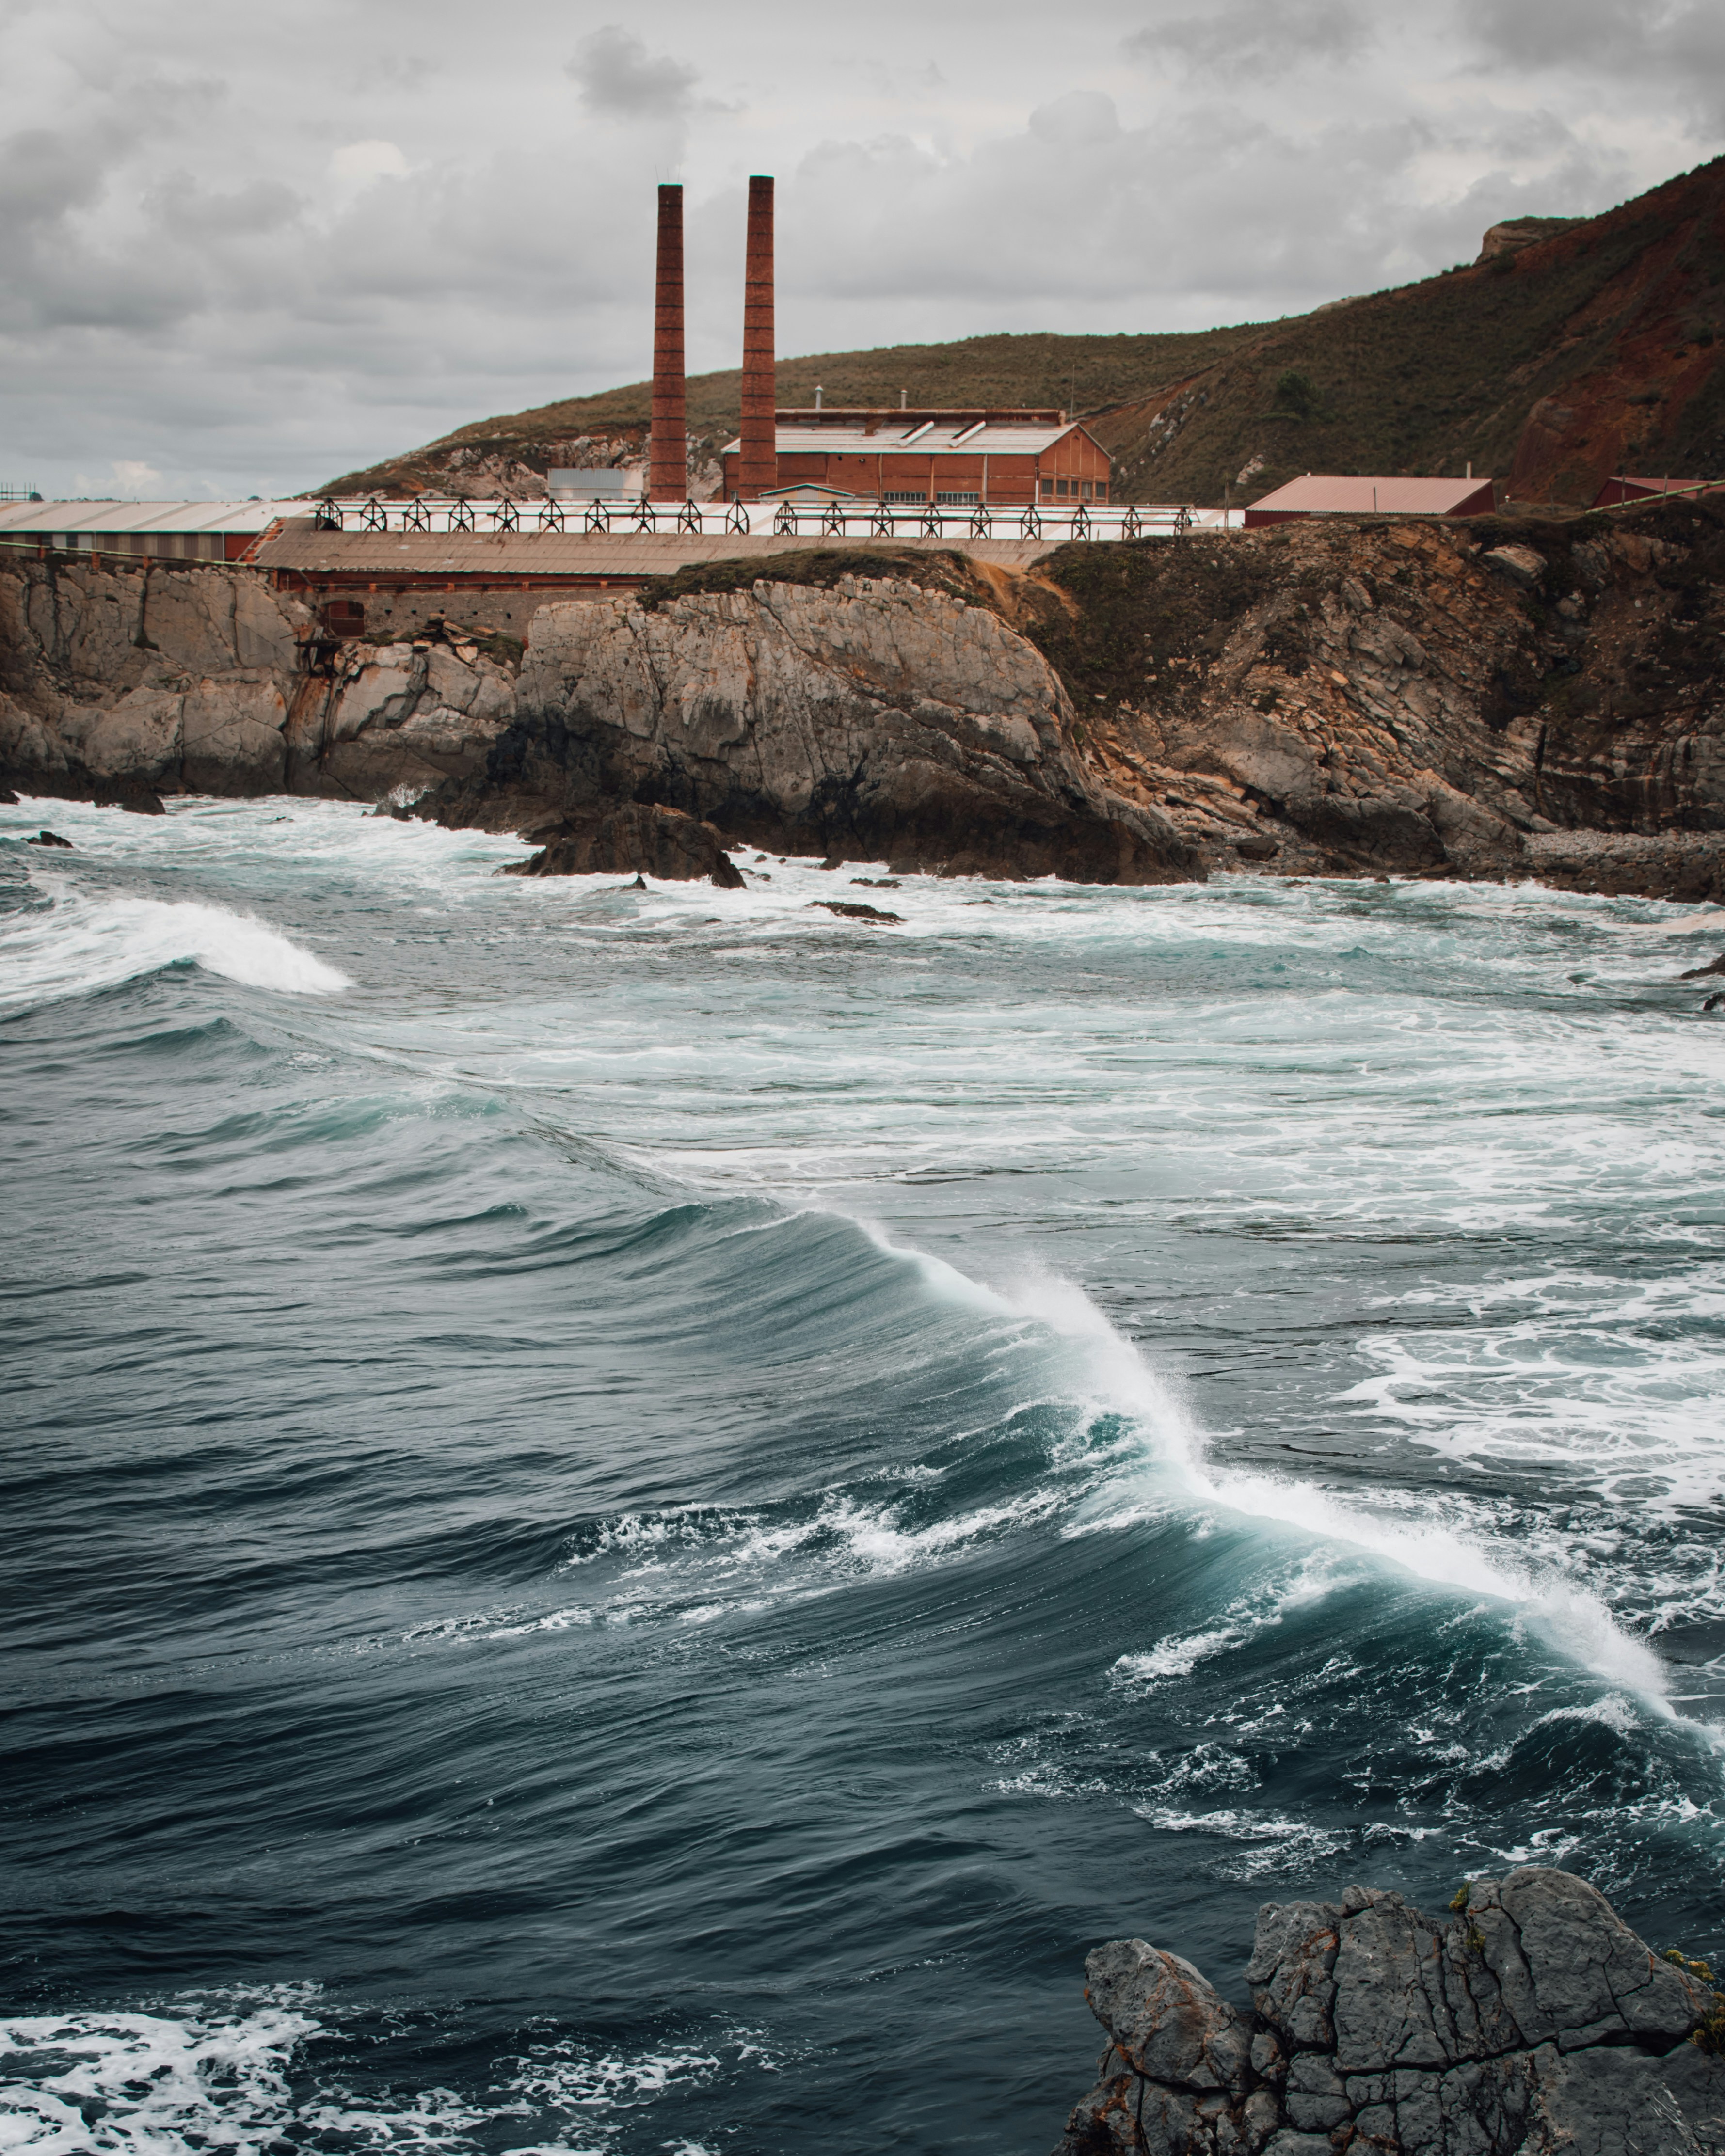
[1244,475,1496,522]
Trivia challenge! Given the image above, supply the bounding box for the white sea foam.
[0,1998,761,2156]
[0,890,350,1009]
[0,1995,319,2155]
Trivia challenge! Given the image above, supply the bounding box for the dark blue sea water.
[4,793,1725,2155]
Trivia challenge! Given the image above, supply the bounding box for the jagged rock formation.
[4,500,1724,897]
[1056,1868,1725,2156]
[0,563,523,808]
[1474,218,1580,265]
[0,559,313,798]
[1024,499,1725,897]
[501,801,745,887]
[425,571,1198,883]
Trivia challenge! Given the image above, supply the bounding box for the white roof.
[0,499,304,536]
[721,420,1087,459]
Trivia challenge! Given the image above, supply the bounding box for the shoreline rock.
[421,572,1199,886]
[1055,1868,1725,2155]
[498,801,744,888]
[5,506,1725,901]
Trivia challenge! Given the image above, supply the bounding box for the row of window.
[875,482,1106,505]
[18,531,230,558]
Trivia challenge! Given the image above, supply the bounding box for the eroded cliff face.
[4,506,1724,897]
[427,571,1200,884]
[0,560,526,807]
[1022,499,1725,898]
[1057,1868,1725,2156]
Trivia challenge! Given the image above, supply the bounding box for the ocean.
[3,793,1724,2155]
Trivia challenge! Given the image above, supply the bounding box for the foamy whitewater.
[4,793,1724,2154]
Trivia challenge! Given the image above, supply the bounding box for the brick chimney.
[735,174,776,501]
[649,183,686,502]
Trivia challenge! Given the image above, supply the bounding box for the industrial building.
[720,407,1111,507]
[0,499,303,560]
[0,173,1135,637]
[1244,475,1497,526]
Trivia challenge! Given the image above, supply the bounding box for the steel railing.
[308,496,1222,541]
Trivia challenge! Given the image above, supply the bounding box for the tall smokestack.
[736,174,775,501]
[649,183,686,502]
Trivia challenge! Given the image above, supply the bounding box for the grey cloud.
[145,174,305,238]
[1028,92,1121,149]
[1136,0,1372,83]
[0,120,206,333]
[1457,0,1725,120]
[0,127,114,229]
[567,26,698,118]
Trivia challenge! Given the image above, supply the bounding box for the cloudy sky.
[3,0,1721,501]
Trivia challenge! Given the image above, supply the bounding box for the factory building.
[0,500,302,560]
[719,408,1111,507]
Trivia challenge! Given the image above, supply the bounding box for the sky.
[2,0,1722,502]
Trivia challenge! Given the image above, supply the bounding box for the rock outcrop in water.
[1054,1868,1725,2156]
[500,801,745,888]
[0,557,1192,885]
[425,571,1197,884]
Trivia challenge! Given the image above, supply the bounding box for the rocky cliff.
[4,502,1723,898]
[1057,1867,1725,2155]
[0,553,1195,884]
[425,567,1197,882]
[0,559,520,807]
[1021,497,1725,898]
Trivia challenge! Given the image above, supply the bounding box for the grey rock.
[499,801,744,888]
[427,575,1198,885]
[1085,1937,1250,2092]
[1481,544,1548,587]
[1054,1870,1725,2156]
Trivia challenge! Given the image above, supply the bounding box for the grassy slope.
[1101,156,1725,506]
[323,158,1725,507]
[319,324,1266,497]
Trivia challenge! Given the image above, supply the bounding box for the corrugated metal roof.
[0,499,303,536]
[720,421,1091,459]
[1245,475,1496,516]
[250,523,1058,576]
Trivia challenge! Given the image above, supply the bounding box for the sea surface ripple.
[3,793,1724,2154]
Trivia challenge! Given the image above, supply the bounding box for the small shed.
[547,469,637,500]
[1243,475,1497,527]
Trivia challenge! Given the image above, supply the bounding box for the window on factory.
[883,491,926,504]
[935,491,979,505]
